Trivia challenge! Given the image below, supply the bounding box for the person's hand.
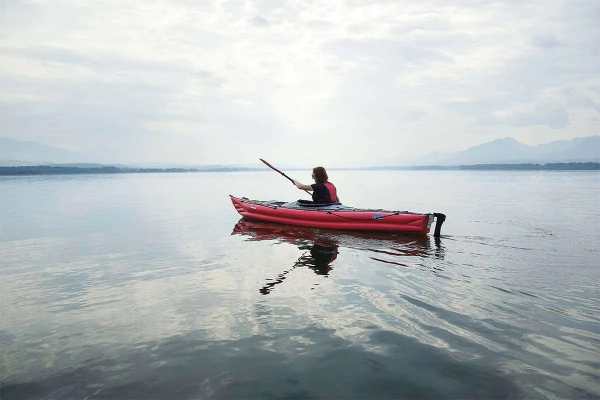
[293,180,300,188]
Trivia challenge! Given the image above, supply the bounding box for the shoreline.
[1,162,598,176]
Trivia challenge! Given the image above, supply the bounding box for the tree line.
[0,166,199,175]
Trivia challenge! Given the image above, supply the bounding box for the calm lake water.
[1,170,599,399]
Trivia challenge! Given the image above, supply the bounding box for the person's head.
[312,166,328,184]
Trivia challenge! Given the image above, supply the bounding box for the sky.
[0,0,599,167]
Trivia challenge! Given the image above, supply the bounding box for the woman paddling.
[293,166,340,204]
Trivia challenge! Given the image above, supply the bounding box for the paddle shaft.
[259,159,311,196]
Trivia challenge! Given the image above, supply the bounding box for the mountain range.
[1,136,599,168]
[384,136,600,166]
[0,138,80,166]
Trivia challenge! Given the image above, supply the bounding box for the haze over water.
[1,170,599,399]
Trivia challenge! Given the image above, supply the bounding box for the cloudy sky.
[1,0,598,166]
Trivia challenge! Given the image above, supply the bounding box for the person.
[293,166,340,204]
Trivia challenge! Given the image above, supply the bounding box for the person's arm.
[293,180,313,191]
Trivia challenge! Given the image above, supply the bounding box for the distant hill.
[387,136,600,166]
[549,137,600,160]
[0,137,81,164]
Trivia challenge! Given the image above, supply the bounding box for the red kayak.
[230,195,446,236]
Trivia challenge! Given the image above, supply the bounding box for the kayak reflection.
[231,219,444,294]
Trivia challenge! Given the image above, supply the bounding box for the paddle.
[259,158,311,195]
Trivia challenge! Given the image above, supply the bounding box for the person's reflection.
[258,240,338,295]
[304,242,338,275]
[231,220,339,295]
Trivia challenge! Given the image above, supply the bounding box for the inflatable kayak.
[230,195,446,236]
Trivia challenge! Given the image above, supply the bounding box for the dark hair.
[312,166,328,184]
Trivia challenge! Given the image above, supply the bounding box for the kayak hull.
[230,195,434,234]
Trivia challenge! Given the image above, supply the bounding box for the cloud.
[250,16,270,26]
[0,0,598,166]
[479,103,570,129]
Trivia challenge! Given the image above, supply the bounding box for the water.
[1,170,599,399]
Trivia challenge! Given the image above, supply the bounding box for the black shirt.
[311,183,337,203]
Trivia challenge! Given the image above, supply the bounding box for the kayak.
[230,195,446,236]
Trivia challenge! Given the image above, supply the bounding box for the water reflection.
[1,325,531,400]
[231,219,445,294]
